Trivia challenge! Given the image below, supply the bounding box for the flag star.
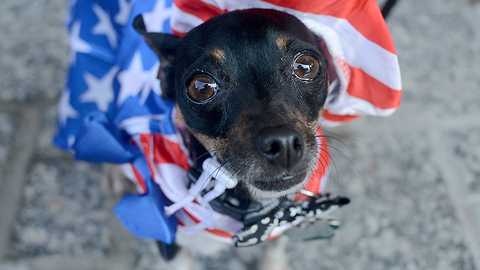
[92,4,118,49]
[117,52,147,105]
[142,0,171,32]
[58,88,79,125]
[141,62,161,103]
[114,0,134,26]
[69,21,91,65]
[81,66,119,112]
[118,53,162,105]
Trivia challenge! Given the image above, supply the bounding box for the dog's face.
[134,9,328,200]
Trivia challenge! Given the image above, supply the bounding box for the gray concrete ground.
[1,0,480,269]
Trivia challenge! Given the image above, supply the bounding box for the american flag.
[55,0,401,245]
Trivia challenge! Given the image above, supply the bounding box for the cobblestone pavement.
[1,0,480,269]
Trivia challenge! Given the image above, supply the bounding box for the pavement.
[1,0,480,269]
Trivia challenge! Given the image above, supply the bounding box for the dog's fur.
[133,9,330,269]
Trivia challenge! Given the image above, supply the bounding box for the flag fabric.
[55,0,401,244]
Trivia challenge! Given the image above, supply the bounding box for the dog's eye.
[187,75,218,103]
[293,54,319,80]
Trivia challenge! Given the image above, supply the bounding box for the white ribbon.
[164,157,238,232]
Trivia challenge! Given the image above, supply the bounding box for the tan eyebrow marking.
[209,48,226,63]
[276,36,292,51]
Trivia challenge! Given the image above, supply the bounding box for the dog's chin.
[245,172,310,201]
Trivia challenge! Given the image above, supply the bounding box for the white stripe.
[199,0,228,10]
[203,0,274,11]
[153,163,190,202]
[319,119,345,128]
[170,4,204,33]
[326,93,398,117]
[118,115,166,135]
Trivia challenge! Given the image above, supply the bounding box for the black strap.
[381,0,399,19]
[156,241,181,261]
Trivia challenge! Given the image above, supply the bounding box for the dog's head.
[134,9,329,200]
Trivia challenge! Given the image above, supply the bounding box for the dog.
[56,0,402,268]
[132,8,336,270]
[134,8,328,200]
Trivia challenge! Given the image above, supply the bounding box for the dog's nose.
[256,126,304,169]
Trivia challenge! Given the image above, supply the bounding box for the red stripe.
[333,0,396,54]
[322,110,359,123]
[174,0,226,23]
[152,134,190,171]
[347,67,402,110]
[205,228,234,238]
[138,134,156,177]
[296,129,329,201]
[139,134,151,153]
[131,164,147,193]
[171,29,185,37]
[261,0,396,53]
[262,0,364,16]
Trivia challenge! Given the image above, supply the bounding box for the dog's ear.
[133,15,179,101]
[132,15,179,60]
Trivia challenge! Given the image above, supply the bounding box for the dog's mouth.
[251,172,308,192]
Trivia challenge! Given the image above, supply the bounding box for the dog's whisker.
[315,144,339,193]
[316,139,369,188]
[315,133,358,159]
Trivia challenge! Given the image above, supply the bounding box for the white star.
[114,0,134,26]
[142,61,161,103]
[68,21,91,65]
[117,53,161,105]
[142,0,171,32]
[80,66,119,112]
[58,88,79,126]
[92,4,118,49]
[117,52,147,105]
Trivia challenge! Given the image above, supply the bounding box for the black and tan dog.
[133,8,330,269]
[134,9,328,200]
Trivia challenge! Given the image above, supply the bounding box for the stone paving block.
[387,0,480,122]
[452,129,480,194]
[0,261,30,270]
[0,109,42,259]
[0,0,68,102]
[36,105,71,159]
[0,113,15,181]
[446,128,480,266]
[10,161,110,258]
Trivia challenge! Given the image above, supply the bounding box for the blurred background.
[0,0,480,269]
